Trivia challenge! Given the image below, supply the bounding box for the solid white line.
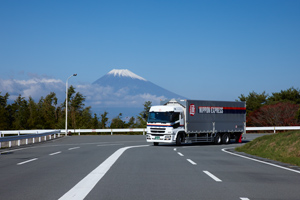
[17,158,38,165]
[203,171,222,182]
[240,198,250,200]
[49,151,61,156]
[68,147,80,150]
[222,148,300,174]
[58,145,149,200]
[187,159,197,165]
[177,152,184,156]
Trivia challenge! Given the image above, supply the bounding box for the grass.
[235,131,300,167]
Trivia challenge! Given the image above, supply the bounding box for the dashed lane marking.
[49,151,61,156]
[177,152,184,156]
[187,159,197,165]
[17,158,38,165]
[203,170,222,182]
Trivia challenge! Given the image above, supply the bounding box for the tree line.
[1,86,299,130]
[0,86,151,130]
[238,87,300,126]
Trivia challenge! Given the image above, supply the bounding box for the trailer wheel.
[153,142,159,146]
[176,134,182,146]
[214,133,222,145]
[221,133,230,144]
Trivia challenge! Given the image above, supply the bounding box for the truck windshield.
[148,112,180,123]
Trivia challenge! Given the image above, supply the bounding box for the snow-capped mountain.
[88,69,185,118]
[93,69,185,98]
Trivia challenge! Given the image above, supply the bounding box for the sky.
[1,0,300,115]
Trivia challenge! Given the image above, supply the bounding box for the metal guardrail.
[0,130,61,148]
[246,126,300,133]
[62,128,146,135]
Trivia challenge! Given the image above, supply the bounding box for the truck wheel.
[221,133,230,144]
[153,142,159,146]
[176,134,182,146]
[214,133,222,145]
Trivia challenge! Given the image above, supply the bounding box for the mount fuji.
[93,69,185,98]
[86,69,186,118]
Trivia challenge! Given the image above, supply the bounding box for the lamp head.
[73,74,77,76]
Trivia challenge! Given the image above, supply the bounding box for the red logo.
[189,104,195,116]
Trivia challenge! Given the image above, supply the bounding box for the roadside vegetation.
[236,131,300,167]
[0,85,151,130]
[0,86,300,131]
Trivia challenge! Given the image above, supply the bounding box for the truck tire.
[221,133,230,144]
[214,133,222,145]
[176,134,182,146]
[153,142,159,146]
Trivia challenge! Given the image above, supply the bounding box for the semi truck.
[146,99,246,146]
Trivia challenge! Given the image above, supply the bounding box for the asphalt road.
[0,134,299,200]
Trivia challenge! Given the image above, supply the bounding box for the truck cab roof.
[149,105,184,112]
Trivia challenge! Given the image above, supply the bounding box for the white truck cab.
[146,99,186,145]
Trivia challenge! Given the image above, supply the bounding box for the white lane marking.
[68,147,80,150]
[17,158,38,165]
[203,171,222,182]
[97,144,123,147]
[187,159,197,165]
[222,148,300,174]
[240,198,250,200]
[58,145,149,200]
[177,152,184,156]
[49,151,61,156]
[174,148,177,151]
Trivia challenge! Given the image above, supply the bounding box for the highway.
[0,134,300,200]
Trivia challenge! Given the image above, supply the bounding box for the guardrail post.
[274,127,276,133]
[111,129,113,135]
[33,137,35,144]
[143,128,145,135]
[9,141,11,148]
[18,140,20,146]
[26,138,28,145]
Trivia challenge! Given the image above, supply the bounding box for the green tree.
[100,111,109,128]
[268,87,300,105]
[0,92,10,130]
[91,113,99,129]
[238,91,268,116]
[77,107,93,129]
[110,113,125,128]
[126,116,135,128]
[27,97,41,129]
[40,92,58,129]
[65,85,87,129]
[136,101,152,128]
[11,95,30,129]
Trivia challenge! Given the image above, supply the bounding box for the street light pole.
[65,74,77,136]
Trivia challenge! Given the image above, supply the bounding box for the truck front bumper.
[146,134,175,143]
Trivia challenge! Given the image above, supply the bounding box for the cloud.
[0,77,164,114]
[0,78,65,102]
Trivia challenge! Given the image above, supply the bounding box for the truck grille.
[150,128,166,133]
